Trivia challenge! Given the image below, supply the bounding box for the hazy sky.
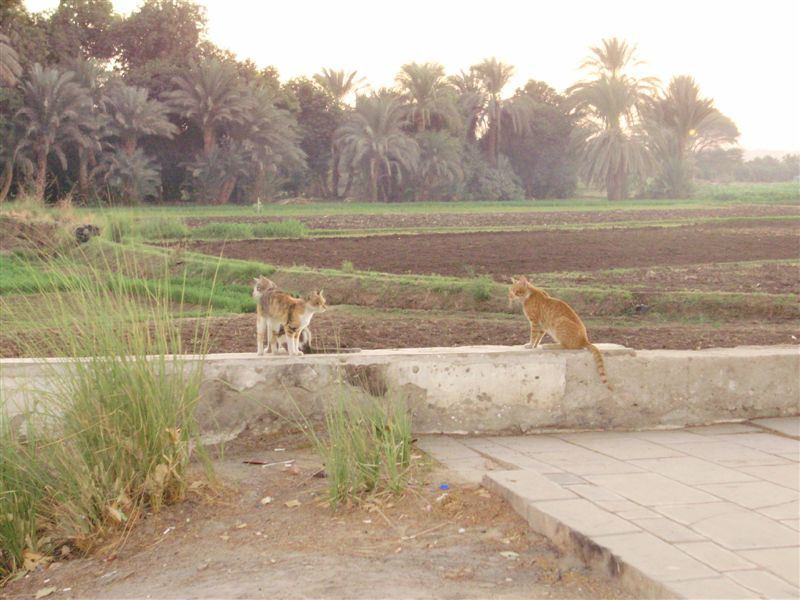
[25,0,800,153]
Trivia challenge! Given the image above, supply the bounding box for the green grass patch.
[190,222,254,239]
[61,182,798,223]
[187,220,306,240]
[251,219,307,238]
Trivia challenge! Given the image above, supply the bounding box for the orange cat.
[509,276,610,388]
[252,275,326,356]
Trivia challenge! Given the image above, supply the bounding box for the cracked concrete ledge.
[2,344,798,441]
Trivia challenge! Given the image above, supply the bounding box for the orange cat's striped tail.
[587,344,612,389]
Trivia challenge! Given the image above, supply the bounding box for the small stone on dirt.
[285,499,301,508]
[260,496,273,505]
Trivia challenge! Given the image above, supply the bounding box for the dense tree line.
[0,0,767,205]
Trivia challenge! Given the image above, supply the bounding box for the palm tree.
[395,62,456,132]
[568,39,657,200]
[101,147,161,204]
[336,93,419,202]
[313,68,365,197]
[0,33,22,86]
[213,82,304,204]
[414,130,463,200]
[15,64,91,202]
[313,68,365,105]
[448,68,485,143]
[103,83,177,156]
[163,60,248,156]
[580,38,644,78]
[644,75,739,197]
[62,57,106,201]
[472,58,516,166]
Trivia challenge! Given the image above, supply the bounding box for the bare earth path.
[3,433,631,600]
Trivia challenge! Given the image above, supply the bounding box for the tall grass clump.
[102,215,189,242]
[190,222,254,239]
[251,219,307,238]
[297,391,411,509]
[134,217,190,240]
[0,248,212,577]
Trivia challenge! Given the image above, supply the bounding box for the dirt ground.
[3,432,632,600]
[547,261,799,294]
[184,204,800,230]
[185,221,799,278]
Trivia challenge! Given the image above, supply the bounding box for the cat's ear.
[519,275,528,283]
[318,288,324,296]
[510,276,516,283]
[253,277,260,284]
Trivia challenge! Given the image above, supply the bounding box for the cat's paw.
[524,342,533,349]
[257,349,264,356]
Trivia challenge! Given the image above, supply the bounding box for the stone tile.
[435,456,493,484]
[543,473,586,486]
[445,466,485,485]
[779,452,799,462]
[461,438,563,472]
[486,435,577,453]
[780,519,800,531]
[556,435,684,460]
[482,470,575,515]
[667,577,759,599]
[630,429,717,445]
[714,433,800,456]
[630,455,757,485]
[630,517,706,542]
[595,500,660,520]
[594,531,718,582]
[688,423,762,435]
[656,501,748,526]
[528,498,641,537]
[740,464,800,491]
[564,484,625,502]
[531,450,644,475]
[699,481,799,509]
[739,548,800,587]
[585,472,719,506]
[752,417,800,438]
[690,510,798,550]
[728,569,800,599]
[674,441,791,467]
[676,541,756,571]
[758,499,800,520]
[415,436,481,460]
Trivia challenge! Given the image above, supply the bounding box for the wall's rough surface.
[2,344,798,440]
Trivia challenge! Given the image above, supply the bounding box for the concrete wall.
[2,344,798,441]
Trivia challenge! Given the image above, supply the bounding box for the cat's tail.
[587,344,612,390]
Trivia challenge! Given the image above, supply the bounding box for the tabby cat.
[252,275,326,356]
[509,276,610,388]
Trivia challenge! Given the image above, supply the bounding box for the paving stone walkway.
[417,417,800,599]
